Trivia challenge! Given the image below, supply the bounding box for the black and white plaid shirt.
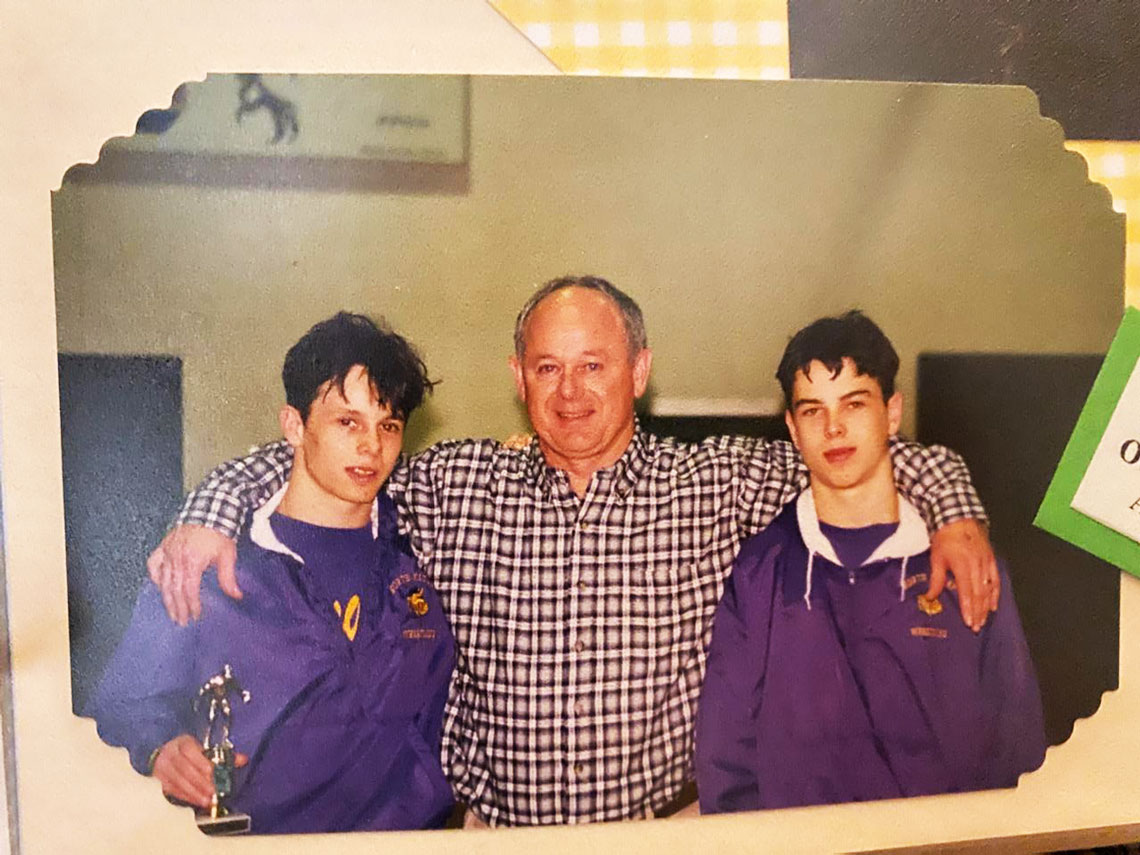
[177,426,984,826]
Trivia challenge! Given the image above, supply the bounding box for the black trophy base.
[196,810,251,836]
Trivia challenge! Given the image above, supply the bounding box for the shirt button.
[574,639,585,653]
[574,701,587,716]
[577,581,588,591]
[574,764,585,776]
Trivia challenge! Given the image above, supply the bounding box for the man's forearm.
[175,439,295,537]
[889,437,987,531]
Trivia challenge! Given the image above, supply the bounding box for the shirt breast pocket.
[640,554,720,654]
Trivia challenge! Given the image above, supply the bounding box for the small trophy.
[194,664,252,835]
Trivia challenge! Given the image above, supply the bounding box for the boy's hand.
[151,734,248,809]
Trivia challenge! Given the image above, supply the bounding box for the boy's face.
[281,364,405,519]
[784,358,902,493]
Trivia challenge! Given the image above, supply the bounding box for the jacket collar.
[248,484,381,565]
[794,487,929,611]
[795,487,929,566]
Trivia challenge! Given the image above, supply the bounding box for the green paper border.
[1034,307,1140,577]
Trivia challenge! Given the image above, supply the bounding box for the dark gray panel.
[788,1,1140,140]
[58,354,183,714]
[917,353,1117,746]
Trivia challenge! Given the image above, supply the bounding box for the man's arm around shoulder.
[148,440,293,623]
[888,437,1000,631]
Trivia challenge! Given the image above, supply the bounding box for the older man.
[149,276,997,826]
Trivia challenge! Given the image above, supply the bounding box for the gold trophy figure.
[194,664,252,835]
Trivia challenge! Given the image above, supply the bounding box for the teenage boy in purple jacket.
[695,311,1046,813]
[88,312,456,833]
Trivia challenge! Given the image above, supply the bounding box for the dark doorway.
[58,354,183,714]
[917,353,1118,746]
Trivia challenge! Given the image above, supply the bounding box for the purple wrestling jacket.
[88,489,455,833]
[695,490,1046,813]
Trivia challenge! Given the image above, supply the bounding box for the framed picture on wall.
[63,74,469,193]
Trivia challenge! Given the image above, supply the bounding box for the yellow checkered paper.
[1067,141,1140,308]
[489,0,790,79]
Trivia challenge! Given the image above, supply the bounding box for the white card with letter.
[1071,353,1140,541]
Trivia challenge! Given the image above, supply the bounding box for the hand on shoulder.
[146,525,242,625]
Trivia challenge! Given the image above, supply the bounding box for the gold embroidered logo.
[916,594,942,616]
[333,595,361,641]
[902,573,928,591]
[388,571,428,595]
[911,626,948,639]
[407,587,429,617]
[403,628,437,640]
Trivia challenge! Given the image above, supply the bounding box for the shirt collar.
[249,484,381,564]
[524,419,653,500]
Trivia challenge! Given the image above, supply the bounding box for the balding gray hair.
[513,275,648,363]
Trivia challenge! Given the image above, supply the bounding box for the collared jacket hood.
[248,484,384,562]
[793,488,930,610]
[88,490,456,833]
[696,500,1046,814]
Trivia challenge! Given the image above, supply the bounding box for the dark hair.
[513,275,648,362]
[282,311,434,421]
[775,310,899,407]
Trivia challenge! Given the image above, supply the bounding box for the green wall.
[52,76,1124,487]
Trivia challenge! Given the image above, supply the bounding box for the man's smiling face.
[510,286,651,478]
